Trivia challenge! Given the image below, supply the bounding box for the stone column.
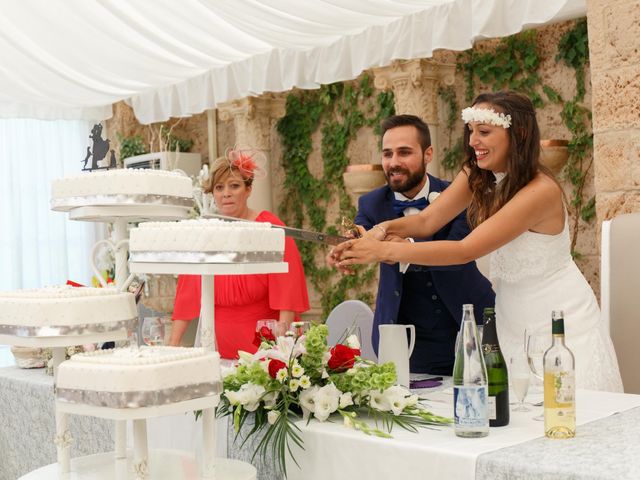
[372,59,456,177]
[588,0,640,221]
[218,95,286,212]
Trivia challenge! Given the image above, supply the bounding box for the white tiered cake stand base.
[19,451,256,480]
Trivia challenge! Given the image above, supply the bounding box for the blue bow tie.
[392,196,428,216]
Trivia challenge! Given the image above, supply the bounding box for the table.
[0,366,230,480]
[0,367,114,480]
[225,383,640,480]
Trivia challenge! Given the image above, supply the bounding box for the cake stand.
[56,203,193,476]
[126,261,288,478]
[67,204,191,287]
[20,451,256,480]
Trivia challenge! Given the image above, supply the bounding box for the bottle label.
[487,396,496,420]
[554,372,575,403]
[482,344,500,354]
[544,371,575,408]
[454,386,488,427]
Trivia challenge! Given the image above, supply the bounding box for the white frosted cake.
[50,168,194,211]
[56,346,221,408]
[0,286,136,339]
[129,218,285,263]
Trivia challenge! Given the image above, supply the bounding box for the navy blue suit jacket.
[356,175,495,373]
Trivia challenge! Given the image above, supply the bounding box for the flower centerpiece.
[218,323,452,476]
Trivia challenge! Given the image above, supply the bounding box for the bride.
[334,91,622,392]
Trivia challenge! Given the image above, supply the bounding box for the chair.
[325,300,376,361]
[601,213,640,394]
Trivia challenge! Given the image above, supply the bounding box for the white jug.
[378,324,415,388]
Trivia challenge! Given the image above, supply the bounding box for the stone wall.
[106,18,604,315]
[588,0,640,221]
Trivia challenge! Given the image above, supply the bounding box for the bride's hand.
[337,237,388,268]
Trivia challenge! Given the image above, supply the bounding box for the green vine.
[277,75,395,317]
[556,19,594,253]
[442,20,594,255]
[438,86,464,173]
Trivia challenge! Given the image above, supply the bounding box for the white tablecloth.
[285,388,640,480]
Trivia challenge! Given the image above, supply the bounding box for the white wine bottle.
[543,310,576,439]
[453,304,489,437]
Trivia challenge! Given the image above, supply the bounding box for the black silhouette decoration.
[82,124,118,171]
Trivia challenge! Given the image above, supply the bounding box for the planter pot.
[342,164,386,204]
[540,139,569,174]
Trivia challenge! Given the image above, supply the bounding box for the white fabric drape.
[0,0,586,124]
[0,119,103,290]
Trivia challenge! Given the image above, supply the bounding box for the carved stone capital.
[372,59,456,123]
[218,94,286,149]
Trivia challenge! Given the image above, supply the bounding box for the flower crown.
[225,145,266,180]
[461,106,512,129]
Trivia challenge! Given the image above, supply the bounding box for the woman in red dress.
[169,150,310,359]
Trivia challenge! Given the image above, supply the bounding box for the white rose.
[242,384,266,412]
[312,384,341,421]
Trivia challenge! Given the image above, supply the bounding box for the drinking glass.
[141,317,164,346]
[291,321,311,338]
[526,329,550,421]
[509,353,531,412]
[255,319,280,341]
[526,329,549,383]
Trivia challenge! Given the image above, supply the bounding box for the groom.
[353,114,494,375]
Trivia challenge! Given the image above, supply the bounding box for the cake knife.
[203,214,350,246]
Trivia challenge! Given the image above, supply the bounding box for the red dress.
[171,211,310,359]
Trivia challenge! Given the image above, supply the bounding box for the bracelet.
[373,224,387,239]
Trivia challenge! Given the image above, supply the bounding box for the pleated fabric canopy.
[0,0,586,123]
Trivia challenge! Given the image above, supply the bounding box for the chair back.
[325,300,376,361]
[601,213,640,393]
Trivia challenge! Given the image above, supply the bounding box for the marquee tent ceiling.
[0,0,586,124]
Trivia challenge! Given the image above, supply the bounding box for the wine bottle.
[481,307,509,427]
[453,304,489,437]
[543,310,576,439]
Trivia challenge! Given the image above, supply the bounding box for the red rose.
[268,359,287,379]
[253,326,276,347]
[327,344,360,372]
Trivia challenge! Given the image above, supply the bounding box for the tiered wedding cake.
[56,346,221,408]
[129,218,285,263]
[50,169,193,211]
[0,286,136,339]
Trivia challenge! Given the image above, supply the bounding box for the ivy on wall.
[442,19,593,255]
[277,75,395,317]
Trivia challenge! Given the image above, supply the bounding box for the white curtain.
[0,0,586,123]
[0,119,103,290]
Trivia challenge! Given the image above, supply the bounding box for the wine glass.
[509,353,531,412]
[291,321,311,338]
[255,319,279,341]
[141,317,164,346]
[526,329,550,420]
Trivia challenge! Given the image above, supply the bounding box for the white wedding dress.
[490,218,623,392]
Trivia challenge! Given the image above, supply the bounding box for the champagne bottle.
[481,307,509,427]
[543,310,576,439]
[453,304,489,437]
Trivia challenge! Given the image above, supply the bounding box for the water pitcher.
[378,324,415,387]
